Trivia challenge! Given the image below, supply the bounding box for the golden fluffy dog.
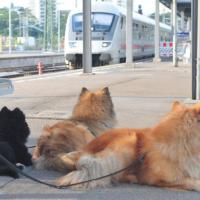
[32,87,117,172]
[54,101,200,192]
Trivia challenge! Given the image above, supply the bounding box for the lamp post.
[43,0,47,51]
[9,3,12,54]
[24,9,29,47]
[18,11,22,37]
[50,0,53,51]
[57,9,61,52]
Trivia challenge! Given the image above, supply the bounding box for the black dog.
[0,107,32,178]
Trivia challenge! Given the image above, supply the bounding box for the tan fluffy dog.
[54,101,200,192]
[32,87,117,172]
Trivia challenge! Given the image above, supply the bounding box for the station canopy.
[160,0,191,17]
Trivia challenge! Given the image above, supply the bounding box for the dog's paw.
[53,171,89,189]
[16,164,25,170]
[23,154,33,166]
[8,170,19,179]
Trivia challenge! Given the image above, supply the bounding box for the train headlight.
[69,42,77,48]
[102,42,111,48]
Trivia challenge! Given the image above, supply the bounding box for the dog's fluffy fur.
[54,101,200,192]
[0,107,32,178]
[32,87,117,172]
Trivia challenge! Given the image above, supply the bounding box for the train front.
[64,3,120,68]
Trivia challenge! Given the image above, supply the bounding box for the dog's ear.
[42,125,52,137]
[194,102,200,108]
[12,108,25,120]
[172,101,184,111]
[101,87,110,96]
[0,106,10,117]
[192,102,200,114]
[43,125,50,131]
[1,106,10,113]
[79,87,89,97]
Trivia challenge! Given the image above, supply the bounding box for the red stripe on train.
[120,44,154,49]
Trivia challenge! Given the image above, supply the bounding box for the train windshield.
[72,13,115,32]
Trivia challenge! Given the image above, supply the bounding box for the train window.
[149,25,153,31]
[142,24,148,36]
[150,34,154,41]
[142,25,145,31]
[72,14,83,32]
[133,23,139,31]
[166,36,170,42]
[72,12,115,32]
[120,16,124,29]
[92,13,114,32]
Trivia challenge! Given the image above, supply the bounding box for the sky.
[0,0,169,16]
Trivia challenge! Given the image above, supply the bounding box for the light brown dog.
[54,101,200,192]
[32,87,117,172]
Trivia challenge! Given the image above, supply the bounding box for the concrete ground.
[0,61,199,200]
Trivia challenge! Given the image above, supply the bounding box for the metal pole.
[170,2,173,39]
[9,4,12,54]
[196,0,200,99]
[19,12,21,37]
[126,0,133,64]
[25,10,29,46]
[153,0,161,62]
[192,0,197,99]
[50,0,53,51]
[57,10,61,52]
[22,14,26,38]
[83,0,92,73]
[172,0,178,67]
[43,0,47,51]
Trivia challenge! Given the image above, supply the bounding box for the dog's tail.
[54,151,124,188]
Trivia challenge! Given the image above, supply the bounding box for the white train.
[64,3,171,68]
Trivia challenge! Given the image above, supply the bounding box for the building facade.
[39,0,57,28]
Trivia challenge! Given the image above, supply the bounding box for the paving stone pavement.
[1,61,198,200]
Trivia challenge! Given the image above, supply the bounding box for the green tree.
[0,7,41,37]
[0,7,20,36]
[0,8,9,36]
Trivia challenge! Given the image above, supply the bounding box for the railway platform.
[0,52,65,71]
[0,60,197,200]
